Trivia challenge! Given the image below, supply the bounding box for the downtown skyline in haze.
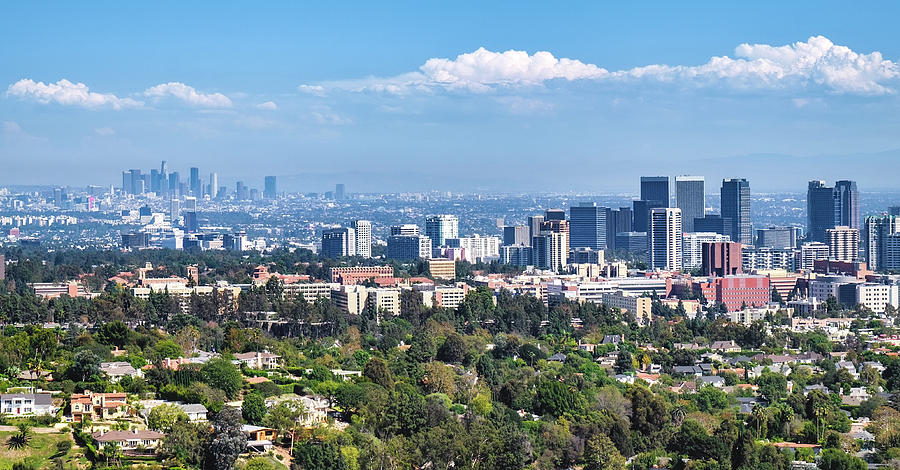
[2,1,900,192]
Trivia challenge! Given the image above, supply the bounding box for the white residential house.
[100,362,143,383]
[233,351,281,370]
[0,392,55,416]
[92,429,164,451]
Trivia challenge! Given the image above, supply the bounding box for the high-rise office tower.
[168,172,180,196]
[632,199,665,233]
[386,235,431,261]
[648,207,682,271]
[425,215,459,247]
[264,176,277,199]
[170,198,180,222]
[721,178,751,245]
[641,176,670,206]
[889,207,900,217]
[532,231,568,272]
[682,233,731,270]
[391,224,420,236]
[826,226,859,262]
[160,160,168,178]
[606,207,633,251]
[208,173,218,199]
[675,176,704,233]
[807,180,835,243]
[701,241,742,277]
[321,227,357,258]
[129,169,143,195]
[865,215,900,271]
[150,169,161,193]
[503,225,530,246]
[527,215,544,243]
[540,218,570,257]
[335,183,346,200]
[351,220,372,258]
[834,180,860,230]
[183,211,199,233]
[569,203,608,250]
[189,167,200,196]
[122,171,129,194]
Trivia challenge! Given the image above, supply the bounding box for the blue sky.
[2,1,900,192]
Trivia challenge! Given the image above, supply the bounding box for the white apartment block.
[683,232,730,269]
[855,283,899,313]
[826,226,859,262]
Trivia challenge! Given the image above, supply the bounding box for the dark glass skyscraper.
[640,176,669,206]
[569,203,608,250]
[807,180,835,243]
[721,178,751,245]
[834,180,859,230]
[264,176,277,199]
[675,176,704,233]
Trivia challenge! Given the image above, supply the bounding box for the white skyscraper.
[209,172,218,198]
[648,208,683,271]
[683,232,730,269]
[826,226,859,262]
[352,220,372,258]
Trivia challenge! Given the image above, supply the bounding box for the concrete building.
[855,283,899,313]
[351,220,372,258]
[675,176,704,233]
[834,180,860,230]
[693,276,770,312]
[808,180,835,243]
[648,207,682,271]
[683,232,730,270]
[533,231,568,272]
[615,231,648,253]
[799,242,830,271]
[864,215,900,271]
[428,259,457,279]
[446,235,501,263]
[742,247,796,272]
[329,266,394,284]
[826,226,859,262]
[332,285,369,314]
[366,288,401,317]
[601,291,653,326]
[702,241,742,277]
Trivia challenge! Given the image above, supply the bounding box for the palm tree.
[7,423,33,450]
[102,440,122,467]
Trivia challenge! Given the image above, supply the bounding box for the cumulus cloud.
[6,79,142,109]
[144,82,232,108]
[256,101,278,110]
[308,36,898,95]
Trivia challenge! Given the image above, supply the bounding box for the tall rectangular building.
[675,176,704,233]
[189,167,200,196]
[351,220,372,258]
[335,183,346,200]
[865,215,900,271]
[701,241,742,277]
[807,180,835,243]
[321,227,357,258]
[756,226,800,249]
[569,203,608,250]
[503,225,530,246]
[683,232,731,270]
[532,231,567,272]
[648,207,682,271]
[264,176,277,199]
[640,176,669,207]
[425,215,459,247]
[386,235,431,261]
[208,172,218,199]
[721,178,751,245]
[834,180,860,230]
[527,215,544,242]
[391,224,420,236]
[632,199,665,233]
[826,226,859,262]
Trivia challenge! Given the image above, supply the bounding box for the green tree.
[363,357,394,390]
[159,421,209,467]
[263,401,305,453]
[201,358,243,399]
[242,392,267,425]
[437,332,467,364]
[6,423,32,450]
[756,372,788,402]
[583,434,626,470]
[206,407,247,470]
[148,403,188,432]
[817,449,866,470]
[292,440,348,470]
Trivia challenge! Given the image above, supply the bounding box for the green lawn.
[0,431,89,470]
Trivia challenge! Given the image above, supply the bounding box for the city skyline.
[3,3,900,191]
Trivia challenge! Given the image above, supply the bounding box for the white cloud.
[308,106,352,125]
[298,84,326,95]
[144,82,232,108]
[2,121,23,134]
[94,127,115,136]
[308,36,898,96]
[256,101,278,110]
[6,79,142,109]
